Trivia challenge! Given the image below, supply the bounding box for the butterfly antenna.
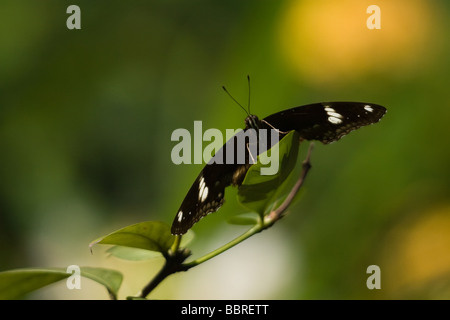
[222,85,249,116]
[247,75,251,115]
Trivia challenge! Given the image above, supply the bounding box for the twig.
[265,142,313,224]
[138,248,191,298]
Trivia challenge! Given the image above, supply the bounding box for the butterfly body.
[171,102,386,235]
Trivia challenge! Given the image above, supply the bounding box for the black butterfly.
[171,101,386,235]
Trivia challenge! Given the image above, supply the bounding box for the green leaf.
[227,212,260,226]
[237,131,300,215]
[90,221,175,254]
[179,229,195,248]
[79,267,123,299]
[0,268,69,300]
[0,267,123,300]
[106,246,161,261]
[106,229,194,261]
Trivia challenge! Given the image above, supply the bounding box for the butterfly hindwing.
[171,132,243,235]
[171,164,228,235]
[171,127,264,234]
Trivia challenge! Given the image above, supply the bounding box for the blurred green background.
[1,0,449,299]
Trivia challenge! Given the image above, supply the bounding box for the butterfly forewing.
[263,102,386,144]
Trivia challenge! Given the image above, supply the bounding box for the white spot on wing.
[177,211,183,222]
[198,176,209,202]
[328,111,343,118]
[364,105,374,112]
[201,186,209,202]
[325,105,343,125]
[328,116,342,124]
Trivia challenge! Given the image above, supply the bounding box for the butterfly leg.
[261,119,290,135]
[246,142,257,164]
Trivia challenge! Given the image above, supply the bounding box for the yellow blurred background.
[0,0,449,299]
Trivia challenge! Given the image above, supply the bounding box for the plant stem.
[138,247,190,298]
[182,223,263,269]
[169,235,182,256]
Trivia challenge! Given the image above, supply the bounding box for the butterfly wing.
[263,102,386,144]
[171,129,253,235]
[171,164,229,235]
